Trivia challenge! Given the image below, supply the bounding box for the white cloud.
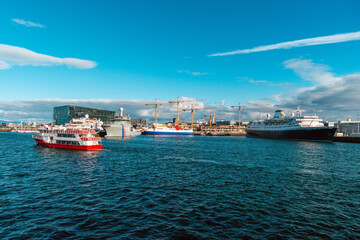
[230,59,360,121]
[247,79,292,87]
[0,44,97,70]
[177,69,211,76]
[267,82,293,87]
[0,97,211,123]
[3,62,359,123]
[0,60,11,70]
[249,80,270,84]
[11,18,45,28]
[260,58,360,121]
[209,30,360,56]
[283,58,339,84]
[0,98,277,123]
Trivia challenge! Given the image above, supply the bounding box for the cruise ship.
[246,108,337,141]
[102,108,141,138]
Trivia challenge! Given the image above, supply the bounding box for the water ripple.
[0,133,359,239]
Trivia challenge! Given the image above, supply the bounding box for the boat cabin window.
[57,133,76,138]
[56,140,80,145]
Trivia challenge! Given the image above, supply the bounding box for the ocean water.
[0,132,359,239]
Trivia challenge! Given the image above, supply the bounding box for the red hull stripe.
[34,139,103,150]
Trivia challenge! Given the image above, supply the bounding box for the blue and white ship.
[143,124,193,135]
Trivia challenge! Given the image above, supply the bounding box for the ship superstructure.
[32,115,103,150]
[246,108,337,141]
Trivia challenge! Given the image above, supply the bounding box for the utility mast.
[204,113,231,127]
[182,104,216,129]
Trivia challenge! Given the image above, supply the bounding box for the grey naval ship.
[246,108,337,141]
[102,108,141,138]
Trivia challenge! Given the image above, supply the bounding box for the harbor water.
[0,132,359,239]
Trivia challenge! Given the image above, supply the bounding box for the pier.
[0,128,11,132]
[333,136,360,143]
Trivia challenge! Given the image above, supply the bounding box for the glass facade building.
[53,105,115,125]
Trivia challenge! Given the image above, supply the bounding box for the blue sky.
[1,0,360,122]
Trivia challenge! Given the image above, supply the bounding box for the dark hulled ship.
[246,109,337,141]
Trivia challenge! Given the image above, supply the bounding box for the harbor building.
[336,118,360,136]
[131,118,147,126]
[53,105,115,125]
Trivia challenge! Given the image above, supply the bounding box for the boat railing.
[81,137,101,141]
[40,129,95,134]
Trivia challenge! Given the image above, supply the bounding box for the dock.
[333,136,360,143]
[0,128,11,132]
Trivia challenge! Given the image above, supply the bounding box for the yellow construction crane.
[170,97,206,125]
[145,99,175,124]
[230,103,271,127]
[182,104,217,129]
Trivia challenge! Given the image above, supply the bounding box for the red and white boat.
[32,116,103,150]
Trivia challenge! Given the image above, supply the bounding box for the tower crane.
[182,104,216,129]
[145,99,175,124]
[230,103,272,127]
[170,97,206,125]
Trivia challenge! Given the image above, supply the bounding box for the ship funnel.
[274,110,285,119]
[120,108,124,117]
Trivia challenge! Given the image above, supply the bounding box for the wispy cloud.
[260,58,360,121]
[240,78,292,87]
[11,18,45,28]
[0,44,97,70]
[177,69,212,76]
[0,97,277,123]
[0,97,209,122]
[209,30,360,56]
[283,58,338,84]
[232,59,360,121]
[249,79,271,84]
[267,82,293,87]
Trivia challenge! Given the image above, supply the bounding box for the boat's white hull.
[143,128,193,135]
[103,125,141,138]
